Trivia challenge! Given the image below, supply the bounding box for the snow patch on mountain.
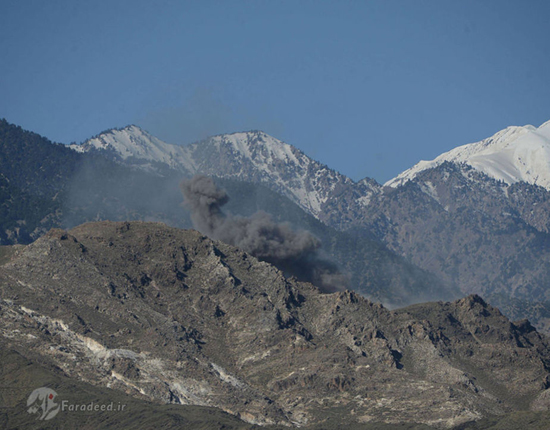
[419,181,440,204]
[191,131,329,215]
[386,120,550,190]
[70,126,196,173]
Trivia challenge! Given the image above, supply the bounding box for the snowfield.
[386,120,550,190]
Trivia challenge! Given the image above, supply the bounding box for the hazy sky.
[1,0,549,183]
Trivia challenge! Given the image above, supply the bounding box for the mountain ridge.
[70,126,381,222]
[2,220,550,428]
[69,119,550,231]
[65,120,550,332]
[4,120,550,427]
[0,119,457,312]
[386,120,550,189]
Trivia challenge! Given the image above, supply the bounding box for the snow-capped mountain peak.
[190,130,379,218]
[70,125,196,172]
[386,120,550,189]
[70,127,380,224]
[206,131,302,171]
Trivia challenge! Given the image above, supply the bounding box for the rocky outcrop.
[1,222,550,428]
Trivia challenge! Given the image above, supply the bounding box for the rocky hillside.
[359,162,550,331]
[0,338,259,430]
[65,121,550,332]
[0,119,458,311]
[8,118,550,334]
[2,221,550,428]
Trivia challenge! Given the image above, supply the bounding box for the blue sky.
[1,0,549,183]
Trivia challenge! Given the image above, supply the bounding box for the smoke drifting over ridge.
[181,175,346,292]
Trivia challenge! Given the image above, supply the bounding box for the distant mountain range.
[0,119,452,309]
[3,118,550,428]
[4,117,550,330]
[71,126,380,224]
[70,119,550,230]
[68,120,550,331]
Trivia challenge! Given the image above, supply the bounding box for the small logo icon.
[27,387,60,421]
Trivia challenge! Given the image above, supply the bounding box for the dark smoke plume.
[181,175,346,292]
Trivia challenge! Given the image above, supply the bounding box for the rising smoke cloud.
[180,175,346,292]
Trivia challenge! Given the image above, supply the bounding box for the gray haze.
[181,175,346,292]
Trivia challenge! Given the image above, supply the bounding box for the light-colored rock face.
[386,120,550,189]
[2,221,550,428]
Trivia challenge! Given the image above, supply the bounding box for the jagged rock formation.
[2,222,550,428]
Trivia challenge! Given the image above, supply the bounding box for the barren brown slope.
[1,221,550,428]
